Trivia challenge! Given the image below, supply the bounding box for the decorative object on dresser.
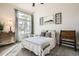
[59,30,77,51]
[9,26,12,33]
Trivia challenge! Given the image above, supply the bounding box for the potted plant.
[0,23,4,32]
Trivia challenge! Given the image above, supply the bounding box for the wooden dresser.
[0,32,15,46]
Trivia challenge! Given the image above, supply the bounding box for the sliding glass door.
[15,10,33,41]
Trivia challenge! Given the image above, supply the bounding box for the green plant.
[0,23,4,31]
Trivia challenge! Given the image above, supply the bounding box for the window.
[15,9,33,41]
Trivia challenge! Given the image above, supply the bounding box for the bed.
[21,31,56,56]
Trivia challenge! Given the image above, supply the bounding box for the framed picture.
[55,12,62,24]
[43,15,54,24]
[40,17,44,25]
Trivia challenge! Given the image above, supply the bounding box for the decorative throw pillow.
[45,32,51,37]
[40,32,46,36]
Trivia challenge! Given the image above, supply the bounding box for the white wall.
[34,4,79,33]
[0,4,15,32]
[33,3,79,44]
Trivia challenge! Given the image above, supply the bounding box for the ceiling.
[9,3,79,14]
[10,3,46,14]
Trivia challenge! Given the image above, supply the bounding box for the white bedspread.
[24,36,50,48]
[22,36,56,56]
